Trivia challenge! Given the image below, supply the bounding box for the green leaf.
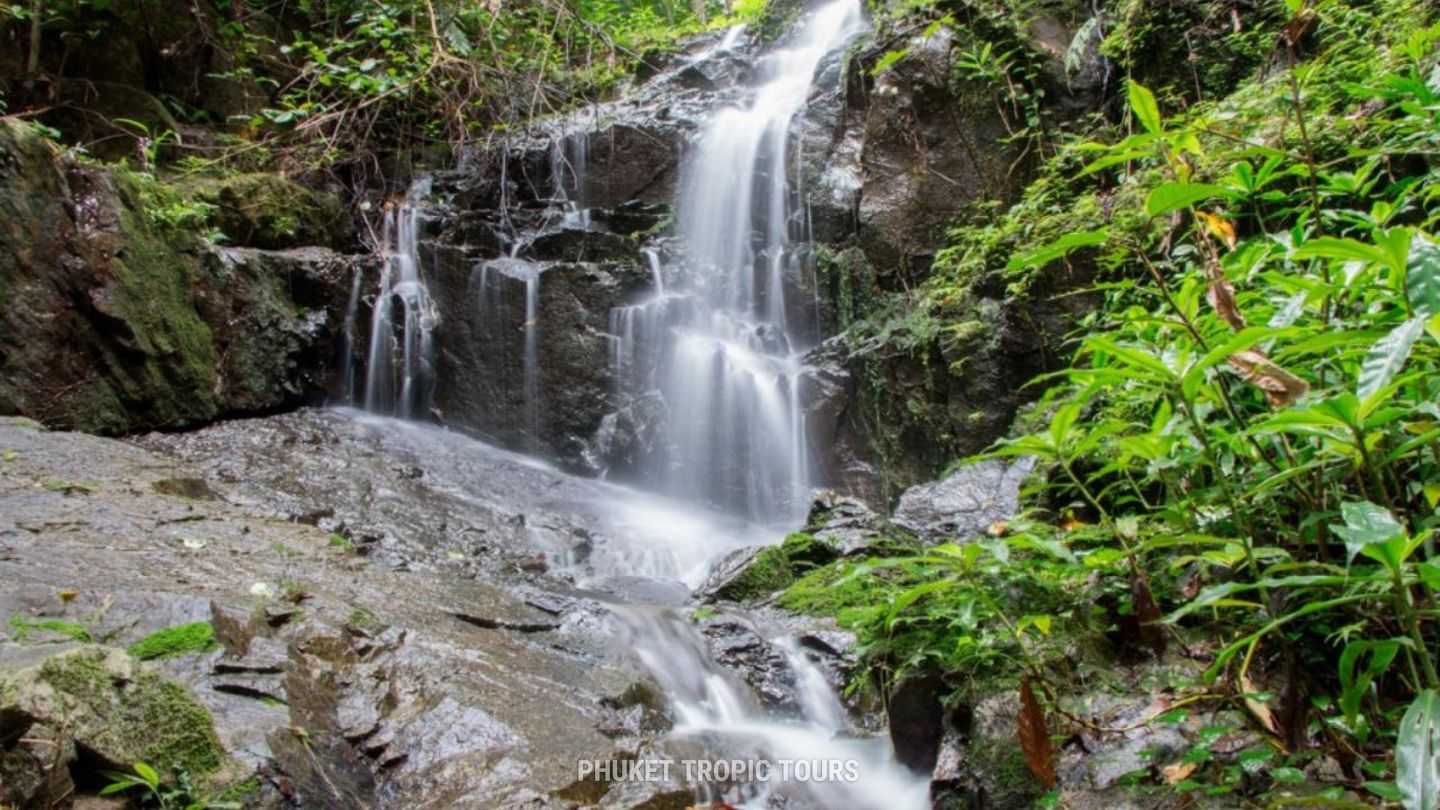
[1292,236,1389,266]
[1330,501,1405,564]
[1408,234,1440,319]
[98,781,138,796]
[132,762,160,788]
[1339,640,1401,724]
[1005,228,1109,272]
[1128,80,1162,136]
[1365,781,1404,801]
[1144,182,1226,216]
[1397,689,1440,810]
[1359,317,1425,402]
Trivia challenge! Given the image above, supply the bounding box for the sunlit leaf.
[1330,501,1405,564]
[1359,317,1424,402]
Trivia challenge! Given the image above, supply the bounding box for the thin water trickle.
[363,178,438,419]
[340,265,364,404]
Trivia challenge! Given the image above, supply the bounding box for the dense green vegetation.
[808,0,1440,804]
[0,0,766,177]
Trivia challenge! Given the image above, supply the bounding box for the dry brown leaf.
[1240,673,1280,736]
[1203,257,1247,330]
[1017,676,1057,789]
[1227,349,1310,407]
[1162,761,1199,785]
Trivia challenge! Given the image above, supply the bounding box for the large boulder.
[893,457,1035,542]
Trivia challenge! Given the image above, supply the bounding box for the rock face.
[0,414,670,808]
[0,119,357,434]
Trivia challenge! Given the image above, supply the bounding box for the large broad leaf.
[1292,236,1390,266]
[1359,317,1424,402]
[1397,689,1440,810]
[1005,228,1109,272]
[1145,182,1226,216]
[1128,80,1162,136]
[1330,501,1405,564]
[1408,234,1440,320]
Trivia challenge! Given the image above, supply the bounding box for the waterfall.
[362,178,439,419]
[613,0,866,524]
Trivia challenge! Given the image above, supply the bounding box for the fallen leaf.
[1163,760,1199,784]
[1017,676,1057,788]
[1132,568,1168,660]
[1205,258,1247,330]
[1241,673,1280,735]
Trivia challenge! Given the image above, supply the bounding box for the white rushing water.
[597,3,928,807]
[611,0,866,525]
[361,177,439,419]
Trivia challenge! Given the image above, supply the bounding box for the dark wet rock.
[887,672,946,774]
[426,251,649,472]
[698,617,797,712]
[0,119,358,434]
[519,227,640,264]
[806,256,1096,507]
[594,391,670,481]
[852,28,1027,289]
[590,200,672,236]
[893,457,1036,542]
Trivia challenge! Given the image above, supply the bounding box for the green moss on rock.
[13,647,227,778]
[715,546,793,602]
[127,622,219,660]
[194,173,352,250]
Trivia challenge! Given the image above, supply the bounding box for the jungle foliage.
[817,0,1440,805]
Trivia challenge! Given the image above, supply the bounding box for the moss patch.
[9,614,93,643]
[126,622,219,660]
[714,546,793,602]
[34,647,226,777]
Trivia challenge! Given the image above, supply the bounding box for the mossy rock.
[778,532,839,571]
[698,534,842,603]
[0,646,226,781]
[197,173,352,250]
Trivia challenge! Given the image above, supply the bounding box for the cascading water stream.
[362,178,439,419]
[612,0,866,525]
[586,3,929,807]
